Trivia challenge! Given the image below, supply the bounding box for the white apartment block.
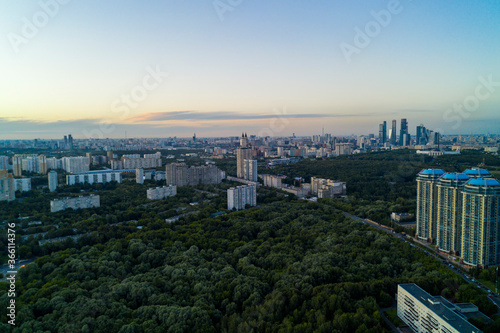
[62,157,90,173]
[111,157,162,170]
[66,171,122,185]
[144,152,162,159]
[243,159,258,182]
[48,171,58,192]
[147,185,177,200]
[397,284,481,333]
[14,178,31,192]
[227,184,257,211]
[136,168,144,184]
[46,157,63,170]
[50,195,100,213]
[261,174,285,189]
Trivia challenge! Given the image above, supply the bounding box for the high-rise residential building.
[461,178,500,268]
[66,171,122,185]
[237,133,252,179]
[147,185,177,200]
[0,156,9,170]
[13,155,22,177]
[243,159,258,182]
[416,169,445,242]
[86,153,92,165]
[50,195,100,213]
[399,118,408,146]
[14,178,31,192]
[62,157,90,173]
[262,174,286,189]
[417,168,500,268]
[166,163,225,187]
[379,121,387,144]
[0,171,15,201]
[436,173,470,255]
[38,155,48,174]
[397,284,481,333]
[48,171,58,192]
[68,134,74,149]
[390,120,397,145]
[136,168,144,184]
[227,184,257,211]
[111,156,161,170]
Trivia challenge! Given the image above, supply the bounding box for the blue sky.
[0,0,499,139]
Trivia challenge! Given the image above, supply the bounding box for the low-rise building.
[66,171,122,185]
[14,178,31,192]
[50,195,100,213]
[397,284,482,333]
[147,185,177,200]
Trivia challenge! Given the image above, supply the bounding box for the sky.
[1,0,499,139]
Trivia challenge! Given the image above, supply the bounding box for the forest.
[1,200,498,332]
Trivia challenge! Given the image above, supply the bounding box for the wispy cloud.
[128,111,366,122]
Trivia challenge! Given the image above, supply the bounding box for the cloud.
[128,110,365,122]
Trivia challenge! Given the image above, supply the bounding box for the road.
[343,212,500,312]
[0,258,36,281]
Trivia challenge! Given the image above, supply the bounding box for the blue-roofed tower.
[436,173,470,255]
[461,177,500,268]
[416,169,445,242]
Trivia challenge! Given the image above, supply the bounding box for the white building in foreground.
[227,184,257,211]
[397,284,482,333]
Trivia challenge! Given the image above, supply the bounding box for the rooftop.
[399,284,482,333]
[466,178,500,187]
[419,169,446,176]
[441,173,470,181]
[464,168,492,176]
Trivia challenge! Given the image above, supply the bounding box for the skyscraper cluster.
[379,119,440,147]
[417,168,500,267]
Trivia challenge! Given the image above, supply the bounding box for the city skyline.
[1,0,500,139]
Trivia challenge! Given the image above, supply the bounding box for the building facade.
[0,171,15,201]
[416,169,445,242]
[243,159,258,182]
[62,157,90,173]
[48,171,58,192]
[237,134,253,179]
[461,178,500,268]
[50,195,100,213]
[14,178,31,192]
[147,185,177,200]
[227,184,257,211]
[397,284,481,333]
[166,163,225,187]
[66,171,122,185]
[436,173,470,255]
